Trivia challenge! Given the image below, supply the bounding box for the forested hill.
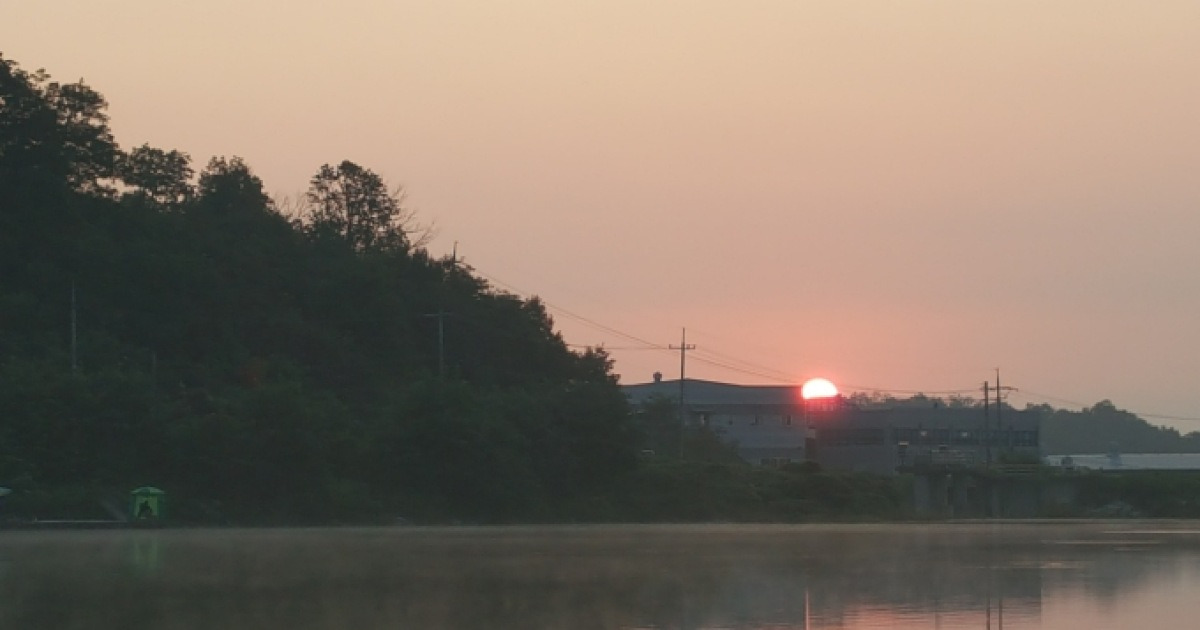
[1037,401,1200,455]
[848,393,1200,456]
[0,53,637,523]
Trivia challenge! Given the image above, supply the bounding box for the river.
[3,522,1200,629]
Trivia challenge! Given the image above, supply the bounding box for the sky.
[5,1,1200,428]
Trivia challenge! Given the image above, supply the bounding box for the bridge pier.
[909,468,1076,518]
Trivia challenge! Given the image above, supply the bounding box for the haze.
[5,1,1199,427]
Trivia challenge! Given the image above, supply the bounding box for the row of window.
[697,413,793,426]
[892,427,1038,446]
[695,413,1039,448]
[818,428,1039,447]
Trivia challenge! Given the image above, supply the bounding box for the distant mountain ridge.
[1037,400,1200,455]
[847,392,1200,455]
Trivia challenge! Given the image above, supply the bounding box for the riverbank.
[10,464,1200,526]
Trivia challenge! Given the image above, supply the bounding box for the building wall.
[817,444,898,475]
[623,380,814,466]
[622,380,1041,473]
[697,408,809,464]
[816,407,1042,476]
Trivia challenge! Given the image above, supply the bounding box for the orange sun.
[801,378,839,400]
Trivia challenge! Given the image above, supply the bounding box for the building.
[815,405,1041,475]
[622,377,1041,475]
[622,377,815,465]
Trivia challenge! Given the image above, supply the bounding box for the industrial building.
[622,377,1041,475]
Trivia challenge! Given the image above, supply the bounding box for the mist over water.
[3,523,1200,629]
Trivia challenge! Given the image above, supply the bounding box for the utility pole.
[70,281,78,373]
[995,368,1015,454]
[983,380,991,468]
[425,242,457,379]
[434,310,445,378]
[995,368,1002,432]
[669,328,696,457]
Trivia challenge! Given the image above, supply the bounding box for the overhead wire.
[1012,389,1200,425]
[840,384,981,396]
[683,327,981,394]
[471,269,805,384]
[687,352,796,384]
[692,347,798,383]
[468,264,1200,423]
[685,328,801,379]
[471,265,986,393]
[566,344,661,351]
[1008,389,1091,409]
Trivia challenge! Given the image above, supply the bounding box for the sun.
[801,378,839,400]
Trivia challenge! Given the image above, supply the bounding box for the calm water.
[3,522,1200,629]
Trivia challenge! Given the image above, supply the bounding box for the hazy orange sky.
[6,1,1200,428]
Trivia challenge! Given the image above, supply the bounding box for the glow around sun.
[801,378,839,400]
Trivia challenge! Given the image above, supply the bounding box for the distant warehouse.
[622,377,1040,475]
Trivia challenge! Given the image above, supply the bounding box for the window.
[953,431,978,445]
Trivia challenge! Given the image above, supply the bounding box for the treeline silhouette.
[0,53,637,523]
[1036,401,1200,455]
[6,54,1191,525]
[849,392,1200,455]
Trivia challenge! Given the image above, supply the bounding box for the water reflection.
[2,523,1200,629]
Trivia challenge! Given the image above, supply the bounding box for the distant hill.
[1037,401,1200,455]
[0,52,636,524]
[849,393,1200,455]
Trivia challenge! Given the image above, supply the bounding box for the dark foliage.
[0,54,638,524]
[1036,400,1200,455]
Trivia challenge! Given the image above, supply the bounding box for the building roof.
[623,378,802,407]
[847,406,1039,429]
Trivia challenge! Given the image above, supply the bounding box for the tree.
[0,56,119,315]
[635,395,682,457]
[1,55,119,200]
[1,52,642,524]
[196,156,272,214]
[303,160,422,251]
[0,56,57,189]
[118,144,194,207]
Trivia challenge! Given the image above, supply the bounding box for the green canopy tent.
[130,486,165,520]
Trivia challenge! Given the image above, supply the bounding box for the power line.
[689,352,796,383]
[839,384,980,396]
[669,328,697,457]
[477,266,987,392]
[1134,412,1200,424]
[565,344,660,351]
[1011,389,1200,425]
[472,270,667,351]
[692,347,797,383]
[473,270,802,384]
[1008,389,1092,409]
[466,274,803,385]
[471,264,1200,421]
[685,327,801,379]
